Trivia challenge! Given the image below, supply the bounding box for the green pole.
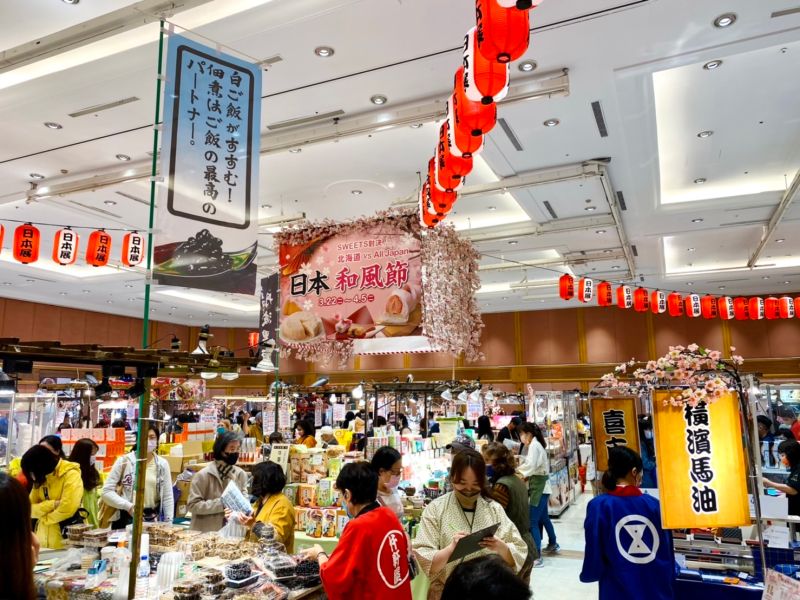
[273,285,281,435]
[128,19,165,599]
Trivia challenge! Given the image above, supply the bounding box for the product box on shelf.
[305,509,324,538]
[298,483,317,508]
[283,483,299,505]
[321,508,338,537]
[317,478,335,507]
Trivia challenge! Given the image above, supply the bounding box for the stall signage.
[589,396,639,472]
[278,217,426,354]
[154,33,261,294]
[652,391,750,528]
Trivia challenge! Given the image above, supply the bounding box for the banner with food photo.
[153,33,261,294]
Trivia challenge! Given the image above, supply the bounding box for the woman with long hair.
[413,449,528,600]
[476,415,494,442]
[0,472,38,600]
[294,419,317,448]
[517,421,558,566]
[371,446,404,518]
[68,438,102,528]
[580,446,674,599]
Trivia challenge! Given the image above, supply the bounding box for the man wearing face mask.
[187,431,248,532]
[763,440,800,518]
[304,462,413,599]
[638,416,657,489]
[101,425,174,529]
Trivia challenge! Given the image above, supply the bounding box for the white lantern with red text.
[52,228,79,265]
[577,278,594,302]
[122,231,145,267]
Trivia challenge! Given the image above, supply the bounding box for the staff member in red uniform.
[304,461,412,600]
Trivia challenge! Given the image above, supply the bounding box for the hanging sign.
[650,290,667,314]
[13,223,40,264]
[121,231,145,267]
[652,390,750,529]
[86,229,112,267]
[52,228,79,265]
[154,33,261,294]
[589,396,640,472]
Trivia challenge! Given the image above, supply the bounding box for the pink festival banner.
[278,220,433,355]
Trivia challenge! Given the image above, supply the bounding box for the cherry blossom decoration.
[597,343,745,407]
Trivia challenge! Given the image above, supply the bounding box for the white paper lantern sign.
[52,228,79,265]
[684,293,701,318]
[122,231,145,267]
[577,277,594,303]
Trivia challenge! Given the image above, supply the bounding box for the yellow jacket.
[249,493,296,553]
[30,459,83,549]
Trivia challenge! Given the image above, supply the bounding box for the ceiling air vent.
[616,191,627,211]
[115,191,151,206]
[497,118,524,151]
[542,200,558,219]
[591,101,608,138]
[771,7,800,17]
[631,244,638,257]
[267,110,345,131]
[69,96,139,118]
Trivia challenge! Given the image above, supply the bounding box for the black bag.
[59,508,89,538]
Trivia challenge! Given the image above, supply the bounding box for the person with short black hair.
[763,440,800,517]
[441,554,531,600]
[497,416,522,446]
[757,415,775,441]
[371,446,404,518]
[39,434,66,459]
[68,438,102,528]
[0,472,39,600]
[580,447,675,599]
[304,462,412,599]
[22,443,83,549]
[295,419,317,448]
[229,461,295,551]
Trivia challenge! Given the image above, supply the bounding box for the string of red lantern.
[0,222,147,267]
[556,273,800,320]
[420,0,540,228]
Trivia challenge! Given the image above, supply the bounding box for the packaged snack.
[283,483,299,504]
[305,509,324,538]
[294,507,309,531]
[336,509,349,536]
[327,456,343,479]
[317,477,334,507]
[297,483,316,508]
[321,508,337,538]
[290,456,304,483]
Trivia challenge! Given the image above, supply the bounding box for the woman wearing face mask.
[101,426,173,529]
[638,416,657,488]
[763,440,800,517]
[68,438,102,528]
[9,435,66,491]
[21,444,83,550]
[371,446,404,518]
[295,419,317,448]
[414,449,528,600]
[580,447,675,599]
[188,431,248,532]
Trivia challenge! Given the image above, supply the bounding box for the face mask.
[147,440,157,453]
[644,430,653,440]
[223,452,239,466]
[217,427,226,434]
[387,474,401,489]
[485,466,495,479]
[454,489,480,508]
[89,457,96,466]
[342,492,354,518]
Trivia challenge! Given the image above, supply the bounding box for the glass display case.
[533,391,580,516]
[0,392,59,468]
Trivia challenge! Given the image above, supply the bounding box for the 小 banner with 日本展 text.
[154,33,261,294]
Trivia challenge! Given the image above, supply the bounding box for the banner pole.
[129,19,165,600]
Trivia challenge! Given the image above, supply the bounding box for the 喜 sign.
[590,396,640,472]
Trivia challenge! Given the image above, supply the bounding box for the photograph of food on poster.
[278,219,424,353]
[150,378,207,403]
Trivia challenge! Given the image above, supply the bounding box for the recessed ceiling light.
[776,238,785,243]
[686,282,693,286]
[518,60,537,72]
[115,153,131,161]
[784,281,791,285]
[692,218,704,223]
[29,173,45,180]
[697,130,714,138]
[596,229,606,234]
[703,60,723,70]
[387,182,395,189]
[694,178,706,184]
[59,291,68,296]
[26,279,35,283]
[409,123,423,129]
[351,189,363,195]
[261,204,272,209]
[543,118,560,127]
[762,276,770,280]
[314,46,334,57]
[82,289,90,294]
[713,13,737,28]
[104,200,117,206]
[718,286,726,290]
[687,248,695,252]
[501,297,508,301]
[170,306,177,310]
[612,265,620,269]
[487,206,497,211]
[603,249,612,254]
[585,206,596,212]
[106,300,113,304]
[62,0,80,4]
[370,94,387,105]
[44,121,63,129]
[288,148,302,154]
[508,240,518,245]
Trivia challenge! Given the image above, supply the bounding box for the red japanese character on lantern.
[476,0,531,64]
[667,292,683,317]
[559,274,574,301]
[122,231,145,267]
[52,228,79,265]
[650,290,667,314]
[86,229,112,267]
[453,67,498,137]
[432,146,464,193]
[13,223,40,264]
[779,297,795,319]
[616,285,632,309]
[684,294,701,318]
[748,297,764,320]
[733,297,749,320]
[437,122,473,187]
[463,27,509,105]
[446,96,485,158]
[577,278,594,302]
[597,281,613,307]
[633,288,649,312]
[701,296,718,319]
[764,297,780,320]
[419,184,441,229]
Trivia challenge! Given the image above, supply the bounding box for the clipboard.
[448,523,500,563]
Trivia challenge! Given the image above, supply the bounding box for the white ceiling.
[1,0,800,328]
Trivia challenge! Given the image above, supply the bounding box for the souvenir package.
[66,523,93,541]
[304,509,324,538]
[316,477,334,507]
[321,508,338,537]
[297,483,317,507]
[172,579,203,600]
[290,456,304,483]
[327,456,343,480]
[336,509,349,536]
[283,483,299,504]
[263,553,298,579]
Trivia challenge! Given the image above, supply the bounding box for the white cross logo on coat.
[614,514,659,564]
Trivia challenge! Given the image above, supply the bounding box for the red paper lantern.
[248,332,260,348]
[748,297,764,320]
[453,67,497,137]
[13,223,40,264]
[718,297,734,320]
[633,288,649,312]
[429,180,457,213]
[122,231,145,267]
[779,297,795,319]
[733,297,749,320]
[764,297,780,320]
[684,294,701,318]
[496,0,541,8]
[700,296,718,319]
[559,274,574,300]
[419,184,441,228]
[616,285,632,309]
[0,224,4,255]
[429,155,462,194]
[597,281,613,307]
[577,278,594,303]
[463,27,509,104]
[476,0,531,64]
[796,298,800,318]
[650,290,667,314]
[52,228,79,265]
[667,292,684,317]
[447,96,485,158]
[86,229,112,267]
[437,122,473,186]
